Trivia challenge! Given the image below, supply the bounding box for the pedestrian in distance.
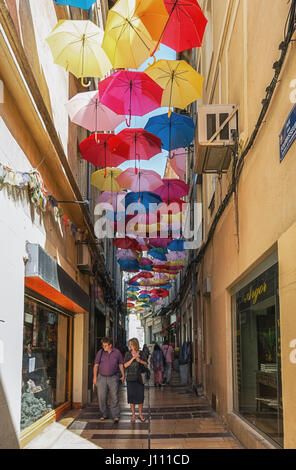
[124,338,148,423]
[150,343,165,387]
[161,339,174,385]
[93,337,125,424]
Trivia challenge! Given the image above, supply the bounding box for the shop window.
[21,297,71,431]
[232,263,283,446]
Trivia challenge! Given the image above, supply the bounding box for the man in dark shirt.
[93,337,125,423]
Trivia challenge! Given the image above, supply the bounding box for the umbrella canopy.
[113,237,142,250]
[116,249,139,260]
[166,250,187,261]
[99,71,163,126]
[126,286,139,292]
[90,168,125,192]
[145,112,195,156]
[54,0,96,9]
[167,239,185,251]
[168,148,186,180]
[116,168,163,193]
[149,237,172,249]
[108,128,162,167]
[79,134,127,168]
[65,91,125,133]
[126,303,135,308]
[145,59,204,112]
[139,257,153,266]
[160,0,208,53]
[154,179,189,200]
[148,249,167,261]
[124,191,163,211]
[46,20,112,84]
[102,0,168,69]
[97,191,126,212]
[118,259,140,271]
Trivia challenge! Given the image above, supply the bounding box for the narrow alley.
[24,372,242,450]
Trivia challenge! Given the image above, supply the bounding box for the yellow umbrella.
[102,0,168,70]
[145,59,204,114]
[46,20,112,86]
[90,168,125,192]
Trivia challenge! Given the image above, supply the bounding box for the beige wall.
[196,0,296,448]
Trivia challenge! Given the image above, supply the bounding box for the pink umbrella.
[97,191,126,212]
[154,179,190,200]
[116,249,139,261]
[166,251,187,261]
[65,90,125,133]
[139,258,153,266]
[169,148,186,180]
[98,70,163,126]
[149,237,173,248]
[116,168,163,193]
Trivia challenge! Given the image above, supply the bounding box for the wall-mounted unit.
[77,243,92,274]
[195,104,238,174]
[202,277,211,296]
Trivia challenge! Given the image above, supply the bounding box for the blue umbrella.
[118,259,140,271]
[126,286,139,291]
[167,239,185,251]
[139,294,151,299]
[145,112,195,157]
[138,265,153,271]
[54,0,95,9]
[148,249,167,261]
[124,191,163,211]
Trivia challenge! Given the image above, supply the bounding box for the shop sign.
[279,104,296,162]
[243,281,267,305]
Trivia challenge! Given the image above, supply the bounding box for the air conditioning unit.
[195,104,238,174]
[77,243,92,274]
[202,277,211,296]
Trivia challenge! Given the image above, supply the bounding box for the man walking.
[161,340,174,385]
[93,337,125,423]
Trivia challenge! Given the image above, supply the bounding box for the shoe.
[131,415,136,423]
[138,415,146,422]
[100,416,108,421]
[113,417,120,424]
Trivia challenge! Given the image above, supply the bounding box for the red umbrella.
[108,129,162,171]
[149,237,173,248]
[126,302,135,308]
[151,288,169,298]
[113,237,142,250]
[79,134,127,169]
[128,271,154,284]
[98,71,163,126]
[152,0,208,55]
[154,179,189,200]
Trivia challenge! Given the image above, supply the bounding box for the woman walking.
[124,338,148,423]
[150,344,164,387]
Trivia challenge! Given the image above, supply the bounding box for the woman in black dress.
[124,338,148,423]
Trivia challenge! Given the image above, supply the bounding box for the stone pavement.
[24,372,243,450]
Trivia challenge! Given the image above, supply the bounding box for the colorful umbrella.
[65,91,125,133]
[126,303,135,308]
[139,257,153,266]
[90,168,124,192]
[154,179,189,200]
[79,134,127,169]
[167,239,185,251]
[126,286,139,292]
[116,168,163,193]
[102,0,168,69]
[113,237,142,250]
[54,0,96,9]
[116,249,139,260]
[97,191,126,212]
[108,128,162,170]
[124,191,162,211]
[46,20,112,86]
[145,112,195,157]
[151,0,208,54]
[145,59,204,113]
[148,249,167,261]
[166,250,187,261]
[168,148,186,180]
[118,259,140,271]
[149,237,173,249]
[99,71,163,126]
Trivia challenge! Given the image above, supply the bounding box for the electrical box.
[202,277,211,296]
[195,104,238,173]
[77,243,92,274]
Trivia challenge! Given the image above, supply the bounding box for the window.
[21,297,71,430]
[232,263,283,446]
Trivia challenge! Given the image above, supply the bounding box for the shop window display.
[233,263,283,446]
[21,297,70,430]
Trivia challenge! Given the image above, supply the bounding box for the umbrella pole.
[104,142,107,178]
[168,115,172,160]
[95,99,99,143]
[80,36,91,88]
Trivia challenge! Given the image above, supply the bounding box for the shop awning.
[25,243,89,314]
